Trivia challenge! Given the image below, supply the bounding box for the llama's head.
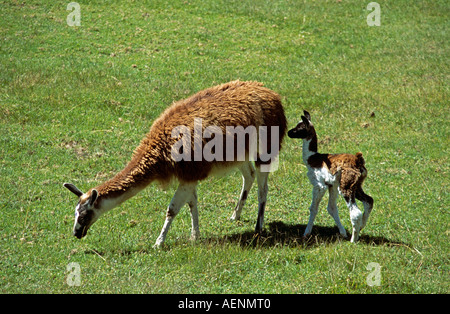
[287,110,314,139]
[63,183,100,239]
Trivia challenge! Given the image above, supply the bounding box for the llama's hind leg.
[230,162,255,221]
[303,186,326,238]
[343,191,363,243]
[254,165,269,233]
[327,186,347,238]
[188,185,200,241]
[356,187,373,230]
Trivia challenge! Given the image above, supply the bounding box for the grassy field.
[0,0,448,293]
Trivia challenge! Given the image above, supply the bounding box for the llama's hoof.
[229,214,240,221]
[153,239,164,249]
[190,232,200,242]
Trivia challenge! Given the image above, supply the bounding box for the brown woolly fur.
[95,80,287,201]
[308,152,365,175]
[308,152,367,199]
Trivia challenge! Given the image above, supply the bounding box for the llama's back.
[328,153,365,172]
[327,152,367,195]
[157,80,285,134]
[138,80,286,183]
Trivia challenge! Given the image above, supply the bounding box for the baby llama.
[288,110,373,242]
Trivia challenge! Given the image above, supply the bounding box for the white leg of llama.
[230,161,256,221]
[154,181,198,248]
[303,186,326,237]
[327,186,347,238]
[255,167,269,233]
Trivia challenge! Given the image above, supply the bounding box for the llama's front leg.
[154,182,197,248]
[230,162,255,221]
[255,167,269,233]
[327,186,347,238]
[303,186,326,238]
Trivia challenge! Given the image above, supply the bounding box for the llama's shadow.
[83,221,404,257]
[206,220,404,249]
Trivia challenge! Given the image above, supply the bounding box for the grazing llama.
[288,111,373,242]
[64,80,287,247]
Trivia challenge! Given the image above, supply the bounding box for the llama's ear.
[89,189,98,206]
[301,115,309,126]
[303,110,311,121]
[64,183,83,197]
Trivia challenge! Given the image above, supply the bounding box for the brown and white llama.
[288,110,373,242]
[64,80,287,247]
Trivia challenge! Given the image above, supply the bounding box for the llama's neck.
[95,167,151,212]
[94,146,161,212]
[302,132,318,164]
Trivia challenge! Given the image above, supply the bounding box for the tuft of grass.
[0,0,448,293]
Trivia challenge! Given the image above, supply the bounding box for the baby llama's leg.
[342,191,363,243]
[356,187,374,230]
[303,186,326,237]
[327,186,347,238]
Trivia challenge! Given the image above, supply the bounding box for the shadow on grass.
[205,220,406,249]
[83,221,407,256]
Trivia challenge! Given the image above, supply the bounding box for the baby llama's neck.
[302,132,318,164]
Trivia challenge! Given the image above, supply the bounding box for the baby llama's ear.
[301,115,310,126]
[63,183,83,197]
[303,110,311,121]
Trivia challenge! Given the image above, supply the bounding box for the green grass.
[0,0,448,293]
